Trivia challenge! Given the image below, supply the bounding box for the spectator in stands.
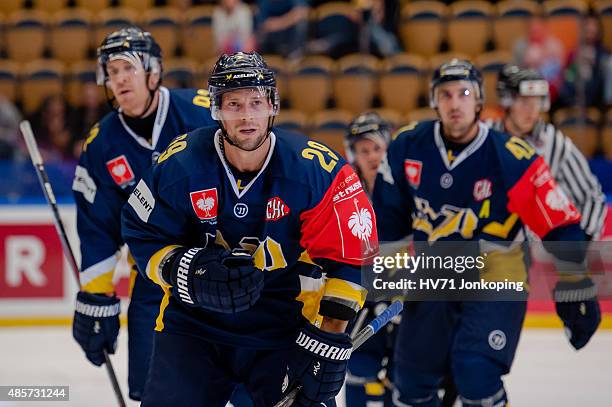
[213,0,256,54]
[513,15,564,102]
[559,14,611,108]
[30,95,76,164]
[366,0,401,57]
[70,82,109,153]
[256,0,308,58]
[0,96,22,161]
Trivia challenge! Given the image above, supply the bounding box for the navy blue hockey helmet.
[208,52,279,120]
[497,64,550,112]
[345,111,391,163]
[96,26,162,86]
[429,59,484,108]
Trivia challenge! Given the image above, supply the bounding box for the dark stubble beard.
[227,130,269,152]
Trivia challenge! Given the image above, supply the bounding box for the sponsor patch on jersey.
[72,165,97,204]
[266,197,290,221]
[190,188,218,222]
[106,155,135,186]
[234,203,248,218]
[404,159,422,188]
[473,178,492,201]
[488,329,506,350]
[128,180,155,222]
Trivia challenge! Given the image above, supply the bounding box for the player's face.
[508,95,542,135]
[435,80,479,141]
[220,88,273,151]
[353,139,385,178]
[106,59,154,117]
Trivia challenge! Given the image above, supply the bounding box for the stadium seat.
[275,109,308,133]
[0,0,23,16]
[602,111,612,160]
[399,1,447,58]
[182,6,216,63]
[372,108,403,129]
[20,59,65,114]
[66,60,101,107]
[75,0,110,14]
[333,54,379,116]
[122,0,155,13]
[404,108,438,124]
[447,1,493,58]
[287,56,334,115]
[0,60,19,103]
[309,109,353,156]
[595,0,612,50]
[543,0,588,58]
[494,0,541,51]
[163,58,198,89]
[314,2,360,58]
[262,55,288,105]
[428,52,472,70]
[6,10,47,63]
[379,53,427,114]
[93,8,139,49]
[475,51,513,107]
[554,107,601,158]
[50,9,93,65]
[143,7,181,58]
[32,0,67,13]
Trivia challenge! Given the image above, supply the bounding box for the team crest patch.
[473,179,492,201]
[190,188,218,222]
[106,155,135,186]
[266,196,290,221]
[404,159,422,188]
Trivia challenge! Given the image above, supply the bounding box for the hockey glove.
[72,291,120,366]
[163,246,264,314]
[286,323,353,406]
[554,278,601,350]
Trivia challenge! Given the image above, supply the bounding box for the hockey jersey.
[72,87,216,294]
[121,127,377,348]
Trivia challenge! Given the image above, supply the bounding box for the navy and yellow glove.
[72,291,120,366]
[554,278,601,350]
[162,246,263,314]
[286,323,353,406]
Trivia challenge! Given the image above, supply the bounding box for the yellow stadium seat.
[0,60,19,103]
[404,108,438,124]
[262,55,288,105]
[0,0,23,15]
[143,7,181,58]
[543,0,588,58]
[182,6,216,63]
[475,51,513,107]
[287,56,334,115]
[75,0,110,14]
[333,54,379,116]
[32,0,67,13]
[66,60,102,107]
[494,0,541,52]
[122,0,155,13]
[379,53,427,114]
[6,10,47,63]
[275,109,308,133]
[399,1,447,58]
[20,59,65,114]
[595,0,612,50]
[447,1,493,58]
[553,107,601,158]
[93,8,139,49]
[163,58,197,89]
[371,108,403,129]
[309,109,353,156]
[50,9,92,65]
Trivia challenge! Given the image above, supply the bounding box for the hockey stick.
[274,300,404,407]
[20,121,127,407]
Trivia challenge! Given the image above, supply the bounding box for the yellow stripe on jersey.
[296,274,325,323]
[364,381,385,396]
[155,287,171,332]
[145,245,182,289]
[298,250,318,266]
[480,245,528,288]
[82,270,115,294]
[482,213,519,239]
[323,278,367,310]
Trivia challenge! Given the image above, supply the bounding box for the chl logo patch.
[473,179,492,201]
[190,188,218,222]
[404,159,422,188]
[266,196,290,221]
[488,329,507,350]
[106,155,135,186]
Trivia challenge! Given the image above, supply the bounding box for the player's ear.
[148,72,161,89]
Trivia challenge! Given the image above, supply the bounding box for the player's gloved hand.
[72,291,120,366]
[285,323,352,406]
[554,278,601,350]
[163,246,263,314]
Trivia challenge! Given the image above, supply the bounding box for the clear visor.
[430,80,481,108]
[96,52,159,86]
[210,86,279,121]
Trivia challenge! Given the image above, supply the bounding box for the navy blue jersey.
[373,120,584,245]
[121,127,377,348]
[72,87,216,293]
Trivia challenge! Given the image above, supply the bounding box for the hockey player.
[121,51,377,406]
[372,59,601,406]
[494,64,607,240]
[344,112,395,406]
[70,27,217,401]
